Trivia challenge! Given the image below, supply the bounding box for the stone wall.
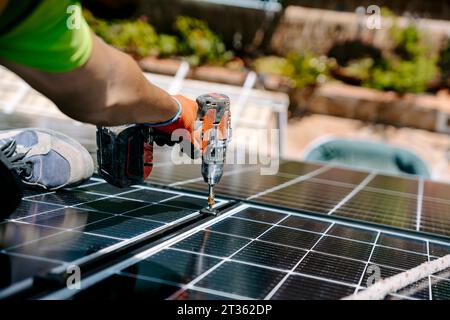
[134,0,283,54]
[283,0,450,21]
[290,82,450,133]
[270,6,450,56]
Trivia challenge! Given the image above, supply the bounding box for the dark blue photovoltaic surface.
[71,205,450,300]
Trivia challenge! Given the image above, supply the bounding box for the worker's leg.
[0,128,94,191]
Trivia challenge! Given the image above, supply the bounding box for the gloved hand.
[148,95,201,159]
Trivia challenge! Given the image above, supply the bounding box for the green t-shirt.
[0,0,92,72]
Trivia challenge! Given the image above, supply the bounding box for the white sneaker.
[0,128,94,190]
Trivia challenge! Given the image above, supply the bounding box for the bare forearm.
[0,35,179,126]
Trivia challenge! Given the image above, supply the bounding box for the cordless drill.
[196,93,231,211]
[96,93,231,212]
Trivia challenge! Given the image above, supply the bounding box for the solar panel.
[53,204,450,300]
[0,178,223,293]
[2,158,450,300]
[147,160,450,238]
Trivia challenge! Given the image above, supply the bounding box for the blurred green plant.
[253,54,331,89]
[173,16,233,66]
[84,10,160,58]
[363,21,438,94]
[158,34,179,58]
[392,25,424,60]
[252,56,287,75]
[84,11,233,65]
[284,53,331,88]
[366,57,437,93]
[339,57,375,83]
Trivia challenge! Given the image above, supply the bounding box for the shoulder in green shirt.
[0,0,92,72]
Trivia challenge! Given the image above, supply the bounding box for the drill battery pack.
[96,125,153,188]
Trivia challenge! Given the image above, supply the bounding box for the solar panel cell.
[207,218,271,239]
[78,183,134,195]
[171,231,251,257]
[9,200,63,219]
[76,197,148,214]
[333,190,417,230]
[123,204,195,223]
[314,236,373,261]
[259,226,321,250]
[277,161,323,176]
[279,215,331,233]
[8,231,119,262]
[82,216,164,239]
[21,208,113,230]
[424,181,450,200]
[30,191,103,206]
[0,221,62,251]
[369,246,428,270]
[122,249,221,284]
[431,277,450,300]
[234,207,287,224]
[270,275,355,300]
[118,189,176,203]
[295,252,366,285]
[376,233,427,254]
[196,261,286,299]
[429,242,450,258]
[326,224,377,243]
[255,181,354,214]
[0,253,61,290]
[233,240,306,270]
[161,196,206,210]
[421,199,450,237]
[367,174,418,194]
[313,167,368,185]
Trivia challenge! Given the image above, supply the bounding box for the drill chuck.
[196,93,231,211]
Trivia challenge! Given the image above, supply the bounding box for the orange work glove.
[148,95,201,159]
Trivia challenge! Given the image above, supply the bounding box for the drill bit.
[207,184,215,209]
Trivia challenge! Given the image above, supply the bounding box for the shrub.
[362,23,438,94]
[283,53,331,88]
[84,10,160,58]
[158,34,179,58]
[173,16,233,66]
[366,57,437,93]
[252,56,288,76]
[84,11,233,65]
[253,54,331,89]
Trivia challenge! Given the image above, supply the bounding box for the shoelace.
[0,139,32,179]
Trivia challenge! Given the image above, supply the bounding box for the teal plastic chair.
[304,139,430,178]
